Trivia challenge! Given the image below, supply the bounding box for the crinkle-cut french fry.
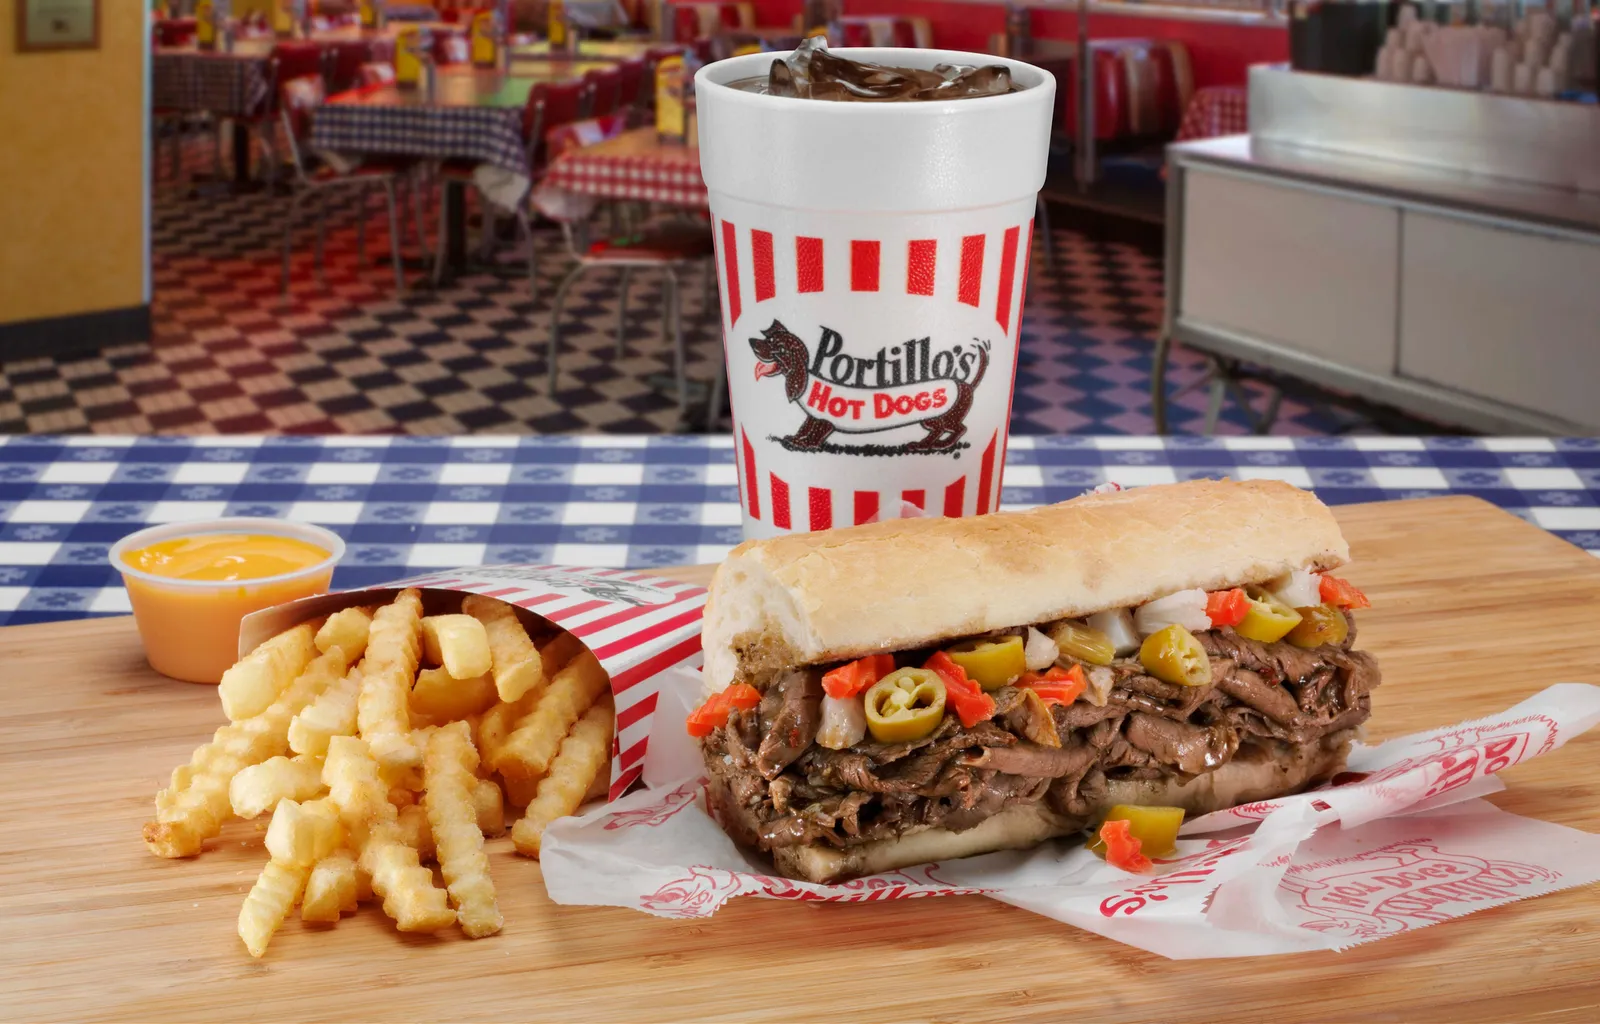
[325,735,453,931]
[156,763,197,814]
[287,667,361,757]
[538,631,588,677]
[584,768,610,804]
[473,778,505,836]
[425,723,503,938]
[495,651,609,781]
[301,849,359,923]
[512,696,614,858]
[229,754,325,820]
[144,646,350,858]
[360,821,455,932]
[220,622,319,722]
[316,606,374,659]
[421,614,493,680]
[411,666,499,725]
[322,735,392,845]
[238,860,310,958]
[265,797,343,867]
[388,786,417,810]
[475,699,527,771]
[472,632,583,767]
[357,589,423,769]
[501,774,540,808]
[396,803,435,862]
[462,595,543,703]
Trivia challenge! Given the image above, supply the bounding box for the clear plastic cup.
[109,518,346,684]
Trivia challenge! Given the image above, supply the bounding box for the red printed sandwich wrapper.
[539,680,1600,957]
[239,564,706,800]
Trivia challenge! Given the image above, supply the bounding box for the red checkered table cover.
[542,127,708,208]
[1175,84,1248,142]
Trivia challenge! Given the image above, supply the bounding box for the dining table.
[509,38,683,61]
[0,433,1593,627]
[541,126,707,207]
[313,62,621,277]
[152,25,452,185]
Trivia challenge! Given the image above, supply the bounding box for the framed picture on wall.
[15,0,101,53]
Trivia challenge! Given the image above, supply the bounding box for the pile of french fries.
[142,588,615,957]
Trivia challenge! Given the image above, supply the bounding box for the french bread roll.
[703,479,1348,692]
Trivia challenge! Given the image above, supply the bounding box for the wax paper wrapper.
[239,565,706,799]
[541,677,1600,956]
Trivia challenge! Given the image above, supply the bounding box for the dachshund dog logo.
[749,320,989,455]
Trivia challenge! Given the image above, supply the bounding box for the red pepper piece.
[723,683,761,712]
[1318,573,1371,610]
[1099,818,1154,873]
[821,653,895,699]
[1204,588,1250,627]
[1019,663,1087,704]
[924,651,996,728]
[686,683,761,738]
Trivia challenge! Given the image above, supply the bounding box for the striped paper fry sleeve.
[239,565,706,802]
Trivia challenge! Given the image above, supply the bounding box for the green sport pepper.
[864,667,947,743]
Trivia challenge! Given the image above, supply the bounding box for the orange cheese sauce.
[125,533,330,582]
[120,533,335,685]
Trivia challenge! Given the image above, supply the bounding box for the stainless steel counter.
[1169,134,1600,240]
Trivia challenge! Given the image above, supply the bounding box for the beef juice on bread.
[693,479,1378,883]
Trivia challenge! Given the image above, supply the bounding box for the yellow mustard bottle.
[196,0,217,47]
[395,24,423,85]
[471,10,498,67]
[548,0,567,48]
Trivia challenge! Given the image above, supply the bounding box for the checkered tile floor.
[0,131,1447,438]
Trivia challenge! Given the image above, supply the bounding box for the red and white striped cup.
[697,48,1055,539]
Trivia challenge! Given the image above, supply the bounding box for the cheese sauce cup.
[110,519,346,684]
[697,47,1055,540]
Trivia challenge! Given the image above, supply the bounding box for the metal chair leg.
[356,189,369,268]
[1149,328,1172,435]
[382,180,405,296]
[664,267,686,419]
[432,182,450,287]
[615,267,632,358]
[517,209,538,306]
[546,262,587,395]
[279,191,305,302]
[409,172,429,257]
[313,191,328,287]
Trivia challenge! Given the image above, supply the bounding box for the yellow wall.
[0,3,147,324]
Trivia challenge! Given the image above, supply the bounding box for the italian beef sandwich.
[693,479,1378,883]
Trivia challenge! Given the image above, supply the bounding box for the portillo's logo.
[749,320,989,455]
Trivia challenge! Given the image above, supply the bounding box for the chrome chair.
[277,75,414,298]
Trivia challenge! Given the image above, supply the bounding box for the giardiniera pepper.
[923,651,996,727]
[863,668,946,743]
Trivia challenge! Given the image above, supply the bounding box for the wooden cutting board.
[3,496,1599,1022]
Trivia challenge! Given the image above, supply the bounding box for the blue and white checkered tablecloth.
[310,104,529,177]
[0,435,1596,627]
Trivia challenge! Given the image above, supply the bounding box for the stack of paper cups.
[697,49,1055,540]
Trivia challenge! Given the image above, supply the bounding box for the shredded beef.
[700,626,1380,852]
[755,668,822,779]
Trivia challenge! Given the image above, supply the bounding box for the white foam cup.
[696,48,1056,539]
